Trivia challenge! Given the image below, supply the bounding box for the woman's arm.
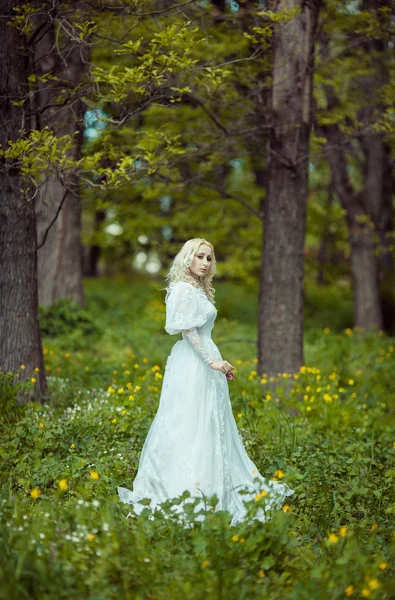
[182,327,214,366]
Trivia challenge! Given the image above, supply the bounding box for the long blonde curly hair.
[164,238,216,304]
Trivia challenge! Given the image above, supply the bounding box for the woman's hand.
[210,360,235,376]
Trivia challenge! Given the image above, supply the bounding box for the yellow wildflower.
[121,410,126,415]
[155,372,163,380]
[345,328,352,335]
[31,377,36,384]
[70,443,75,449]
[237,413,243,418]
[107,386,115,394]
[274,469,285,479]
[58,479,68,491]
[231,535,239,542]
[134,385,141,392]
[87,533,95,542]
[30,488,41,499]
[39,423,44,428]
[142,358,149,363]
[34,367,39,373]
[239,537,246,543]
[345,585,354,596]
[117,387,124,394]
[65,353,70,359]
[255,490,268,502]
[368,579,379,591]
[112,418,117,424]
[258,570,265,578]
[129,395,134,401]
[361,588,370,597]
[201,560,209,568]
[323,327,330,334]
[348,379,354,385]
[282,504,291,512]
[89,471,99,480]
[328,533,338,543]
[20,364,25,370]
[339,526,347,537]
[133,364,139,369]
[378,562,387,570]
[370,522,378,532]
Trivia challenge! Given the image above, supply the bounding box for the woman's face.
[189,244,212,281]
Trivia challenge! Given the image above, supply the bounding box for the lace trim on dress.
[182,327,214,365]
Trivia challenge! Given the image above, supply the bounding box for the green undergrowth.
[0,276,394,599]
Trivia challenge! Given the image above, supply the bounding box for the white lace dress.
[117,281,294,526]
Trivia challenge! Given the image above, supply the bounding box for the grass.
[0,275,394,599]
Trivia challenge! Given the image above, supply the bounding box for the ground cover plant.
[0,277,394,600]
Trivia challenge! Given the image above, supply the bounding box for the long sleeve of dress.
[182,327,214,366]
[165,282,215,367]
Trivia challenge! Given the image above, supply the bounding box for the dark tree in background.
[31,2,88,307]
[258,0,320,377]
[0,0,47,399]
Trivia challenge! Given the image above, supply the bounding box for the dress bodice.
[165,281,217,339]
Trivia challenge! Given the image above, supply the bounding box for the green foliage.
[38,298,100,339]
[0,371,28,427]
[1,278,395,598]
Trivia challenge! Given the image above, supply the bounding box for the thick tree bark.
[0,0,47,400]
[258,0,320,377]
[31,6,87,307]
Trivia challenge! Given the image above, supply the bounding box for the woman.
[118,238,294,526]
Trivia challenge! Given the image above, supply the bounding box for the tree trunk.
[258,0,320,377]
[83,209,106,277]
[31,7,87,307]
[321,118,387,332]
[0,0,47,401]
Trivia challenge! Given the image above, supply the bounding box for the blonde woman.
[118,238,294,526]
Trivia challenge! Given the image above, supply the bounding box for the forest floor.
[1,275,394,599]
